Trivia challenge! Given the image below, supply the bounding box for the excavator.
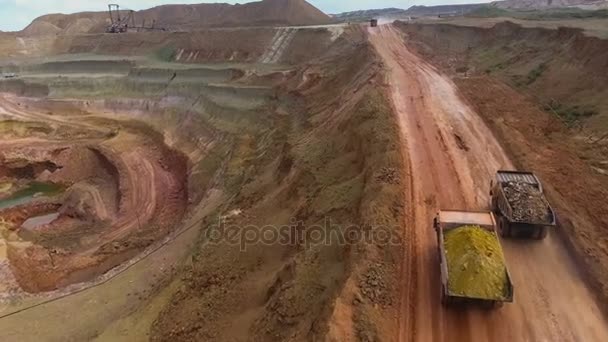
[106,4,134,33]
[106,4,166,33]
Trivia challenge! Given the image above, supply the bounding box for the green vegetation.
[543,100,598,124]
[444,225,508,300]
[467,6,511,18]
[526,62,547,85]
[154,46,177,62]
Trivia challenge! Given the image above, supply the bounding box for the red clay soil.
[398,17,608,318]
[22,0,332,36]
[396,21,608,131]
[456,75,608,314]
[369,24,608,341]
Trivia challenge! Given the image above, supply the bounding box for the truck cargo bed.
[434,210,514,307]
[491,170,556,239]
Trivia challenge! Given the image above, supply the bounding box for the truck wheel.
[441,284,449,306]
[535,226,548,240]
[491,301,504,309]
[491,196,498,213]
[499,217,510,238]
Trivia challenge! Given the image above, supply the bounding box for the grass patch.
[526,62,547,85]
[154,46,177,62]
[312,174,365,214]
[467,6,512,18]
[485,62,506,74]
[544,100,598,124]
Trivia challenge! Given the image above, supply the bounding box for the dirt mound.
[22,21,61,36]
[149,27,404,342]
[20,0,331,36]
[142,0,332,29]
[63,18,97,35]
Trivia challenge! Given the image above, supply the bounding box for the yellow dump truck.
[434,210,514,308]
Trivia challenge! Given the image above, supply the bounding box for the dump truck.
[490,170,556,240]
[434,210,514,308]
[370,19,378,27]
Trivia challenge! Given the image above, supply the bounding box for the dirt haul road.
[368,24,608,341]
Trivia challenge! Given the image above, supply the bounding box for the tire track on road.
[369,23,608,342]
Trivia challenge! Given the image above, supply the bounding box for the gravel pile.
[503,181,552,224]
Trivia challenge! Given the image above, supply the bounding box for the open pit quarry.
[0,0,608,341]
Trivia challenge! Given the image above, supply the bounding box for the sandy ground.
[369,24,608,341]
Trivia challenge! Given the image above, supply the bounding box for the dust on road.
[368,24,608,342]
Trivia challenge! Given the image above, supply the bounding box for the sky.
[0,0,490,32]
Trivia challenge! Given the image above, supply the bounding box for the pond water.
[0,182,64,210]
[21,212,60,230]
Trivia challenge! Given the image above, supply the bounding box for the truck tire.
[441,284,450,306]
[499,216,510,238]
[490,300,504,309]
[535,226,548,240]
[491,196,498,213]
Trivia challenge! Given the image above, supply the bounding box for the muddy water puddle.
[21,212,60,230]
[0,181,64,210]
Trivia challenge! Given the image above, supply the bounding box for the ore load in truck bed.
[444,225,509,300]
[503,181,552,224]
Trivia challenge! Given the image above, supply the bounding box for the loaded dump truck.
[434,210,514,308]
[490,170,556,239]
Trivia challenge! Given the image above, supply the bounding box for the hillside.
[405,4,485,16]
[331,1,608,22]
[332,8,407,22]
[22,0,332,36]
[495,0,608,9]
[332,4,485,22]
